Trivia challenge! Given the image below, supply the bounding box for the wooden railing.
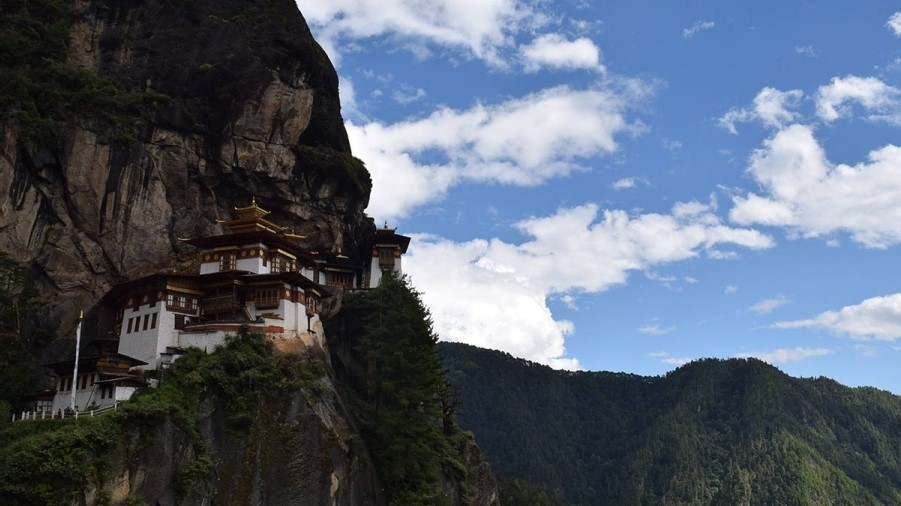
[13,402,120,422]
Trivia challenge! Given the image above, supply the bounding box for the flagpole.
[70,310,84,413]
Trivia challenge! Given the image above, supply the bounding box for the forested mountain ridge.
[439,342,901,505]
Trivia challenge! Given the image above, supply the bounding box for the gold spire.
[223,197,284,234]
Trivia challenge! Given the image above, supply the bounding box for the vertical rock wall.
[0,0,373,336]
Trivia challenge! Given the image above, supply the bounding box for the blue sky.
[299,1,901,392]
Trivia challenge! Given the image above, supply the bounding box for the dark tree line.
[440,342,901,505]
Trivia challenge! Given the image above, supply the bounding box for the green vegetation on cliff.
[0,331,332,505]
[440,342,901,505]
[0,253,54,419]
[326,273,469,505]
[1,0,166,146]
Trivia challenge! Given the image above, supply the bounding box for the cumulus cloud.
[718,87,803,134]
[683,21,715,39]
[520,33,605,73]
[729,124,901,248]
[815,75,900,124]
[749,294,790,314]
[405,202,773,368]
[888,12,901,36]
[735,347,833,363]
[350,84,651,220]
[299,0,535,66]
[774,294,901,340]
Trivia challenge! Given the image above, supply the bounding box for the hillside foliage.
[1,0,166,146]
[440,342,901,505]
[0,331,329,505]
[325,272,465,505]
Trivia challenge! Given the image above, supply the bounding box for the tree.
[354,271,451,505]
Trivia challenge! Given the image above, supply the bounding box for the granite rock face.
[0,0,372,335]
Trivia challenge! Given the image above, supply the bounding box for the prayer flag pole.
[70,310,84,413]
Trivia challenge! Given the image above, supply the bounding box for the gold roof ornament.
[222,197,284,234]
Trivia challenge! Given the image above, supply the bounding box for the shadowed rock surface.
[0,0,373,338]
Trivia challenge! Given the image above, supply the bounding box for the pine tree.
[355,271,450,505]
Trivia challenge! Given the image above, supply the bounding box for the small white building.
[44,339,146,413]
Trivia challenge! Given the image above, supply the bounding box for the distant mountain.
[439,342,901,505]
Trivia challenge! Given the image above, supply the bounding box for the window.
[151,312,158,329]
[80,375,88,390]
[256,288,280,309]
[306,295,320,316]
[143,314,150,331]
[126,318,133,333]
[220,253,236,271]
[271,256,284,273]
[328,271,355,289]
[378,247,396,269]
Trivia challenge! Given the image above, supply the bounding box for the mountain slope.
[439,342,901,505]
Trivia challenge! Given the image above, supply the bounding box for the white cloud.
[650,352,691,366]
[888,12,901,36]
[815,75,900,124]
[612,177,637,190]
[724,285,738,294]
[299,0,535,66]
[393,87,426,105]
[350,84,651,220]
[683,20,715,39]
[735,347,833,364]
[730,124,901,248]
[520,33,605,73]
[406,202,773,368]
[718,87,803,134]
[749,294,790,314]
[794,45,817,57]
[774,294,901,341]
[639,324,677,336]
[339,77,361,121]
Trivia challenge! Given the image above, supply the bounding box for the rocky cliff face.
[0,0,372,334]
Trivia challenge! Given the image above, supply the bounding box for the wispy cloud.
[749,294,790,314]
[393,87,426,105]
[735,347,833,363]
[888,12,901,36]
[724,285,738,295]
[639,324,677,336]
[683,20,715,39]
[774,294,901,340]
[612,177,636,190]
[794,45,817,57]
[650,351,692,366]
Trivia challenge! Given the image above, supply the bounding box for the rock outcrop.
[0,0,372,336]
